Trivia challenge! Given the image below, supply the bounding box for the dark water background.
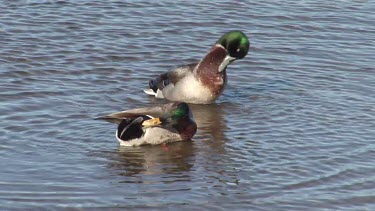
[1,0,374,210]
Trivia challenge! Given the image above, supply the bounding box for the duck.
[98,102,197,146]
[144,31,250,104]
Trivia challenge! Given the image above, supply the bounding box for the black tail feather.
[149,80,158,93]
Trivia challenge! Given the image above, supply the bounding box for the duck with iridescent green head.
[144,31,250,104]
[98,102,197,146]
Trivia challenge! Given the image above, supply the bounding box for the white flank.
[155,89,165,98]
[161,74,215,104]
[116,127,182,146]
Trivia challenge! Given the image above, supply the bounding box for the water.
[1,0,374,210]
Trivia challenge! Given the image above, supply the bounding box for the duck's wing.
[144,63,197,97]
[96,102,178,124]
[117,116,146,141]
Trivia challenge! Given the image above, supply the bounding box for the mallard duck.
[144,31,250,104]
[98,102,197,146]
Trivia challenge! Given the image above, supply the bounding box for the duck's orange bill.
[142,118,162,127]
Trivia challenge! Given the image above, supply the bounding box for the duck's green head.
[170,102,190,121]
[216,31,250,59]
[161,102,191,125]
[142,102,191,128]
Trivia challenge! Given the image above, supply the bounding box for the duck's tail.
[143,88,156,96]
[143,79,158,96]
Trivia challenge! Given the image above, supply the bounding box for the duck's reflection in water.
[189,103,228,142]
[108,141,196,177]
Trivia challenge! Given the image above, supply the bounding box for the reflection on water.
[108,141,196,177]
[189,103,227,141]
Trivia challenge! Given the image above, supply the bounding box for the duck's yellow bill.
[142,118,162,127]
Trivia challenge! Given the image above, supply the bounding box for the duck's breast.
[162,74,218,104]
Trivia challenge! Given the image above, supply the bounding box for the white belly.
[161,75,218,104]
[116,127,182,146]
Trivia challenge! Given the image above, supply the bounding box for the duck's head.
[216,31,250,60]
[160,102,192,126]
[141,102,192,127]
[142,102,197,140]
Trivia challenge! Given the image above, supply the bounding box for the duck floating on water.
[98,102,197,146]
[144,31,250,104]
